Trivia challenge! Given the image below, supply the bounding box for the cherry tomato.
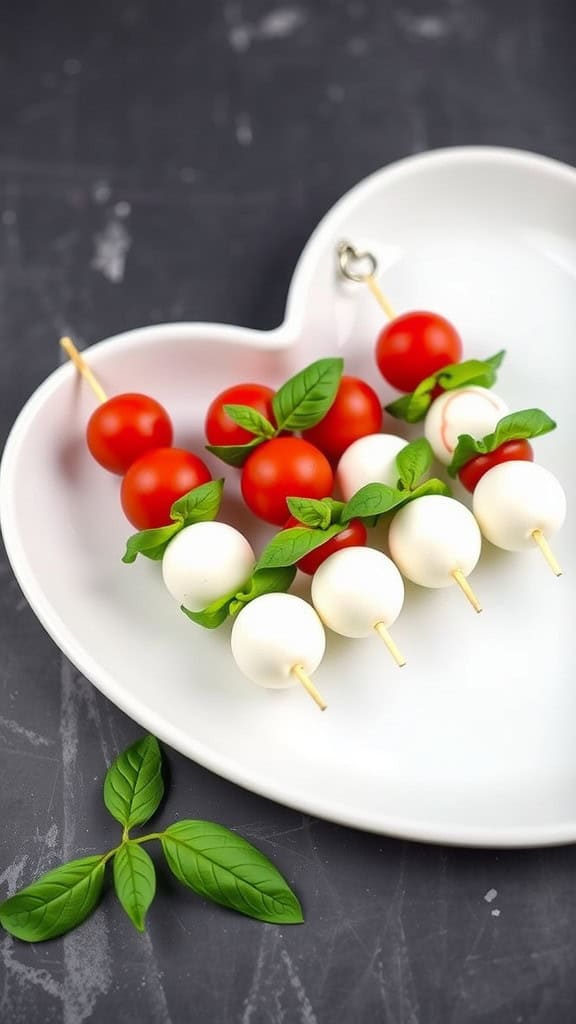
[376,312,463,393]
[458,439,534,493]
[284,515,367,574]
[302,376,382,462]
[86,393,173,475]
[121,447,212,530]
[205,383,276,447]
[241,438,334,526]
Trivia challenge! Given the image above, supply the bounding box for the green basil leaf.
[256,524,344,569]
[113,842,156,933]
[408,478,452,500]
[386,351,506,423]
[286,497,332,529]
[222,404,276,439]
[395,438,432,490]
[447,434,486,477]
[181,594,234,629]
[0,856,106,942]
[272,358,344,432]
[205,437,266,468]
[160,820,303,924]
[228,566,297,616]
[170,479,224,525]
[103,735,164,831]
[384,393,414,420]
[122,522,182,564]
[341,483,404,522]
[490,408,556,449]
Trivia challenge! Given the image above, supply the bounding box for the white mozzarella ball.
[162,521,255,611]
[336,433,407,500]
[473,461,566,551]
[230,593,326,690]
[311,547,404,638]
[388,495,482,588]
[424,386,509,465]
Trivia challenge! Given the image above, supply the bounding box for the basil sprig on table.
[206,357,344,467]
[447,408,557,477]
[256,439,450,569]
[385,350,506,423]
[122,479,225,563]
[0,735,303,942]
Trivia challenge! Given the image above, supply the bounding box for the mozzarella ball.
[336,433,407,500]
[162,521,255,611]
[231,593,326,689]
[473,461,566,551]
[388,495,482,588]
[311,547,405,638]
[424,386,509,465]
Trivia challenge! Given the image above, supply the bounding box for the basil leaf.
[286,497,332,529]
[448,409,556,477]
[386,351,506,423]
[113,842,156,933]
[181,594,233,629]
[256,524,344,569]
[490,408,556,449]
[384,393,414,420]
[103,735,164,831]
[122,522,181,564]
[408,478,451,500]
[161,820,303,924]
[447,434,486,477]
[0,856,106,942]
[205,437,265,468]
[222,404,276,439]
[395,438,432,490]
[228,565,297,616]
[170,478,224,524]
[272,358,344,432]
[341,484,404,522]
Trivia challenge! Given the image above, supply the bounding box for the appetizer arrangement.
[59,239,566,711]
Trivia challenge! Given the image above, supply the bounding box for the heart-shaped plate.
[2,148,576,847]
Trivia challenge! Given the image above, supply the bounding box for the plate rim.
[2,145,576,848]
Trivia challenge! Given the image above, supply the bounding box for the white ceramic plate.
[2,148,575,847]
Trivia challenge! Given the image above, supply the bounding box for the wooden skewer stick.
[60,336,108,404]
[373,622,406,667]
[365,275,397,321]
[291,665,327,712]
[532,529,562,576]
[452,569,482,613]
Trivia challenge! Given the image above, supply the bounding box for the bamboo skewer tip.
[452,569,482,613]
[59,336,108,404]
[291,665,327,712]
[531,529,562,577]
[373,621,406,667]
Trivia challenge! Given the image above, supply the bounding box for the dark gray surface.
[1,2,576,1021]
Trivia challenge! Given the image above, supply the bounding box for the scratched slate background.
[1,1,576,1022]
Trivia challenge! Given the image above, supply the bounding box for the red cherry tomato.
[86,393,173,475]
[375,312,463,392]
[458,439,534,493]
[121,447,212,530]
[284,515,367,574]
[302,376,382,462]
[205,383,276,447]
[241,438,334,526]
